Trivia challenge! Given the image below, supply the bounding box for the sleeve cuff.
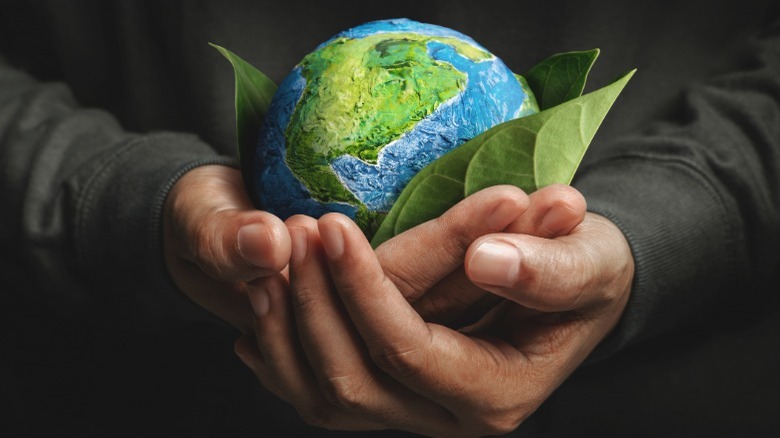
[75,132,240,331]
[573,155,743,363]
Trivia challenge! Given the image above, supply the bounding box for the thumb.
[192,210,291,282]
[464,213,634,312]
[165,165,291,282]
[376,185,529,302]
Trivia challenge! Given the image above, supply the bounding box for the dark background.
[2,1,779,436]
[4,251,779,437]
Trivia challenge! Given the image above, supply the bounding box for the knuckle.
[529,244,588,310]
[191,218,213,262]
[568,243,619,309]
[578,250,604,300]
[382,265,428,302]
[376,238,443,298]
[289,284,321,316]
[320,373,369,411]
[332,278,364,302]
[441,185,526,237]
[369,342,427,379]
[433,213,477,256]
[558,250,590,308]
[191,214,228,277]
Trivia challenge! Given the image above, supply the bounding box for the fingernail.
[238,223,270,268]
[468,240,521,288]
[319,221,344,260]
[289,227,308,264]
[248,286,270,316]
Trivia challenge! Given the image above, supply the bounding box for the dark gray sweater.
[2,0,779,436]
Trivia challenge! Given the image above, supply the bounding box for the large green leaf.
[371,69,635,248]
[525,49,600,110]
[210,43,277,203]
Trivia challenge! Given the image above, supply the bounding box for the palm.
[236,200,632,437]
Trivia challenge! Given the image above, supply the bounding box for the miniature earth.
[254,18,539,234]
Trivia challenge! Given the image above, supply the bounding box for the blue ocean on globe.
[254,18,538,233]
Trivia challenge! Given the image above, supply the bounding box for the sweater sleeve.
[0,54,235,331]
[576,15,780,361]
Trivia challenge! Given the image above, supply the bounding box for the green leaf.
[210,43,277,202]
[394,174,465,233]
[525,49,600,110]
[371,69,635,248]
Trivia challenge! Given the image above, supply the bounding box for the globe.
[254,18,539,235]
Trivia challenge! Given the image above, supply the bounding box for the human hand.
[163,165,290,333]
[235,199,633,436]
[377,183,587,327]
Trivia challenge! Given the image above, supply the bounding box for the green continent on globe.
[284,33,493,207]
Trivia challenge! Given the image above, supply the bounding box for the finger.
[411,268,502,327]
[290,218,453,434]
[167,166,291,282]
[377,185,529,302]
[465,213,634,313]
[411,185,585,324]
[289,218,370,382]
[319,214,534,430]
[318,215,459,385]
[240,273,385,431]
[378,184,584,325]
[245,274,317,405]
[234,335,383,431]
[163,256,255,333]
[319,214,434,360]
[505,183,586,237]
[193,209,290,282]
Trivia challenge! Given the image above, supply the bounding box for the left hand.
[163,165,290,333]
[235,206,633,436]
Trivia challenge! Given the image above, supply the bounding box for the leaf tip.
[618,68,638,82]
[208,42,232,60]
[590,49,600,64]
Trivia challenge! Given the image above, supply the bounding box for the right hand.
[376,183,587,326]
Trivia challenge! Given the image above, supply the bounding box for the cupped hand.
[235,194,633,436]
[377,183,587,326]
[163,165,290,333]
